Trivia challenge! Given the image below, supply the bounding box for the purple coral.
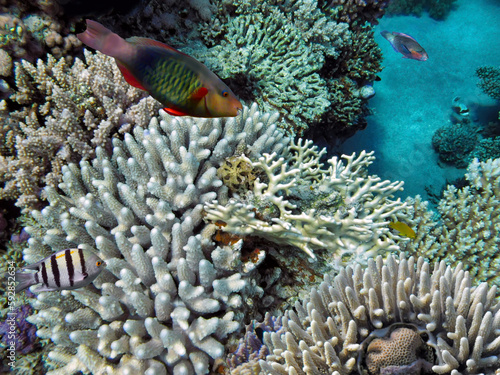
[0,303,39,355]
[227,313,283,369]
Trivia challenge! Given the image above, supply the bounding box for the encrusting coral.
[256,253,500,375]
[0,50,160,210]
[401,157,500,289]
[22,103,289,374]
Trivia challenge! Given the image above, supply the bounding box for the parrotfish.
[77,20,242,117]
[380,31,428,61]
[15,248,105,293]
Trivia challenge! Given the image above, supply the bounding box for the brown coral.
[217,155,262,195]
[366,327,434,375]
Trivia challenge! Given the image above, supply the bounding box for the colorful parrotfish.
[77,20,242,117]
[380,31,428,61]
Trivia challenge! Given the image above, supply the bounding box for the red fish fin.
[164,107,189,116]
[115,60,147,91]
[126,37,191,57]
[189,87,208,101]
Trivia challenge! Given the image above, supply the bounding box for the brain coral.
[258,253,500,374]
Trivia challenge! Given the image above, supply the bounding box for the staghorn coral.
[22,103,290,374]
[0,50,161,210]
[401,157,500,289]
[205,139,407,261]
[258,253,500,375]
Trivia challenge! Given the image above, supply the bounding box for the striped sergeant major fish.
[15,248,105,293]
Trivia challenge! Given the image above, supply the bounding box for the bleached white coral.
[23,103,289,375]
[259,253,500,375]
[205,140,406,261]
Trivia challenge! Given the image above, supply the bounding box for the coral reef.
[401,157,500,289]
[0,0,80,67]
[195,0,383,137]
[432,121,478,168]
[476,66,500,101]
[258,253,500,374]
[386,0,457,20]
[0,304,39,355]
[205,140,407,261]
[325,0,391,26]
[0,50,160,210]
[22,103,289,374]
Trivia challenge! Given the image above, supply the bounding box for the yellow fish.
[388,221,416,239]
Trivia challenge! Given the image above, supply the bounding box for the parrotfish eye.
[222,90,229,98]
[96,261,102,267]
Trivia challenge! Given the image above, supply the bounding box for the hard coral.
[22,103,289,374]
[402,157,500,289]
[259,253,500,375]
[366,327,434,375]
[217,155,262,195]
[0,50,160,210]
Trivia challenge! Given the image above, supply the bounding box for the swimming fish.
[388,221,416,239]
[380,31,428,61]
[15,248,105,293]
[77,19,242,118]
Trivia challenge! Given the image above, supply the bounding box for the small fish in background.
[388,221,417,239]
[380,31,428,61]
[77,20,242,118]
[15,248,105,293]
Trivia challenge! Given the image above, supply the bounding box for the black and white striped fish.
[15,248,105,293]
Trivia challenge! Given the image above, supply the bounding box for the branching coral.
[476,66,500,101]
[0,50,161,210]
[205,139,407,261]
[196,0,383,137]
[22,103,290,374]
[258,253,500,375]
[0,0,80,66]
[401,157,500,289]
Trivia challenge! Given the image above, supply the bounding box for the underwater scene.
[0,0,499,374]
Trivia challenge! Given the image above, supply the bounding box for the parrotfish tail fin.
[14,272,35,293]
[77,20,128,59]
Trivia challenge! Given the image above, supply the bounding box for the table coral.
[0,50,161,210]
[258,253,500,375]
[22,103,289,374]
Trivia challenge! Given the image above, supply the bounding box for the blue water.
[341,0,500,201]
